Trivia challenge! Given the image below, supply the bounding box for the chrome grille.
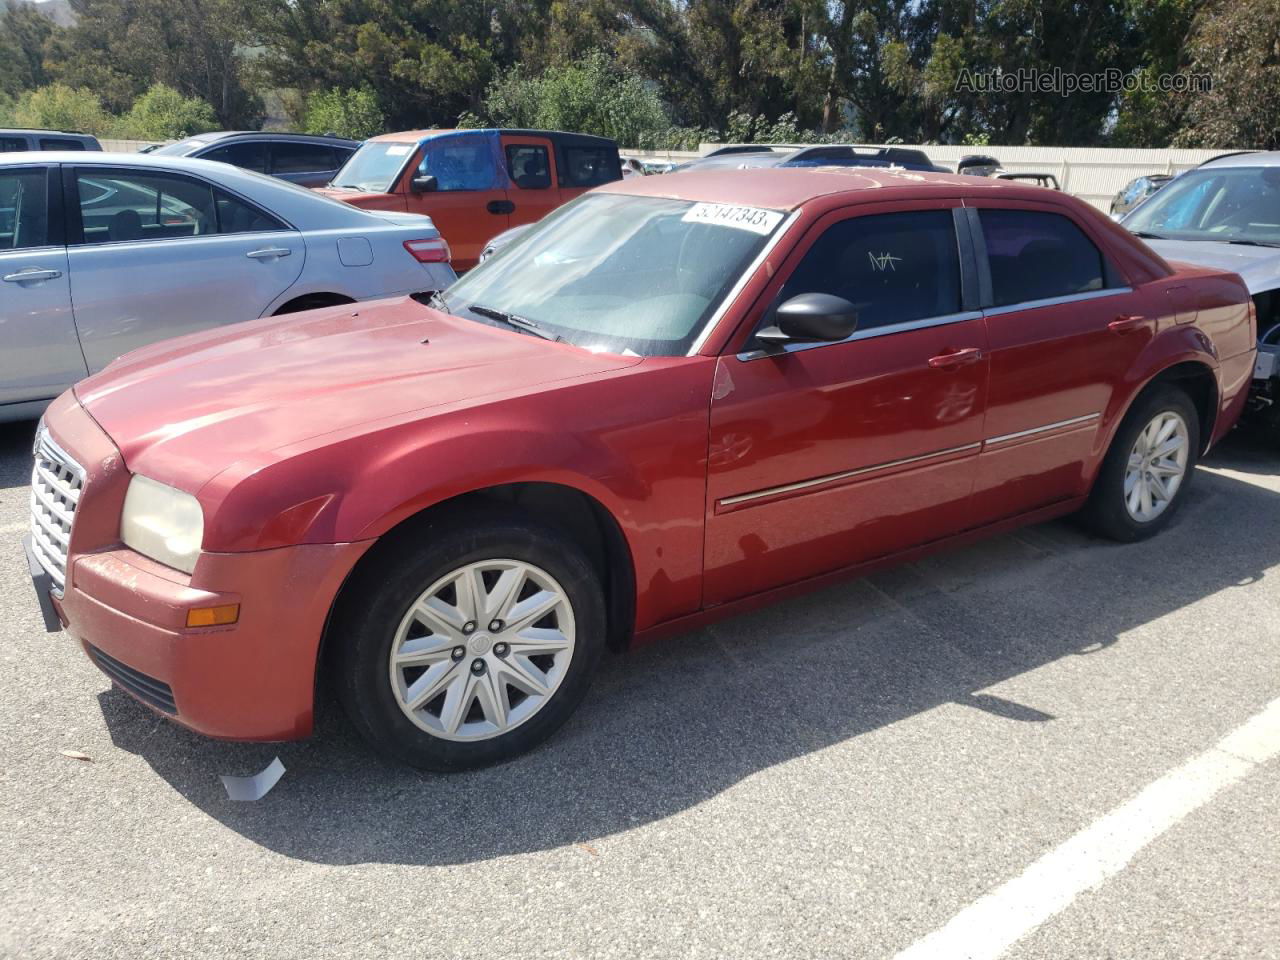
[29,430,84,597]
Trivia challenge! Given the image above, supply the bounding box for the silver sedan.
[1,152,457,422]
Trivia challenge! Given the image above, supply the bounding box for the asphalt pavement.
[0,415,1276,960]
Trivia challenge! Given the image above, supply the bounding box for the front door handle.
[1109,314,1146,334]
[486,200,516,215]
[927,347,983,369]
[246,247,292,260]
[3,268,62,283]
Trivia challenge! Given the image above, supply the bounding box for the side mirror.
[410,174,438,193]
[755,293,858,348]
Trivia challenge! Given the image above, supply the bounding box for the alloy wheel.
[388,559,576,741]
[1123,410,1190,523]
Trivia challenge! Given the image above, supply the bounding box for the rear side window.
[979,209,1106,307]
[0,169,49,250]
[40,138,86,151]
[506,145,551,189]
[271,142,336,173]
[203,141,268,173]
[1,137,30,152]
[562,146,618,187]
[777,210,962,331]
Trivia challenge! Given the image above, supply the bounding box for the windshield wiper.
[1132,230,1169,240]
[427,290,451,314]
[1227,239,1280,248]
[467,304,563,342]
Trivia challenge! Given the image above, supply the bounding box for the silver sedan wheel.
[1124,410,1190,523]
[389,559,576,742]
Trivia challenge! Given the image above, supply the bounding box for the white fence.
[628,144,1231,212]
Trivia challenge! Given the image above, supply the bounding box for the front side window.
[506,145,551,189]
[0,169,49,250]
[441,193,786,356]
[203,141,268,173]
[1123,166,1280,246]
[979,209,1106,307]
[777,210,962,330]
[563,146,618,187]
[417,134,502,191]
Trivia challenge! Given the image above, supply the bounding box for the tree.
[303,87,386,140]
[46,0,262,128]
[1173,0,1280,149]
[118,83,219,139]
[7,82,113,135]
[0,0,56,98]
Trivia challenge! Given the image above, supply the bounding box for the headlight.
[120,475,204,574]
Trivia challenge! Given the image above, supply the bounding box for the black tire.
[1083,384,1201,542]
[330,507,606,771]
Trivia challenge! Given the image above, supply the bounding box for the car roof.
[0,128,95,137]
[596,166,1065,211]
[173,131,361,146]
[367,128,617,147]
[1198,150,1276,168]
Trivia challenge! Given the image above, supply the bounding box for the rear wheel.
[1084,384,1200,541]
[332,512,605,770]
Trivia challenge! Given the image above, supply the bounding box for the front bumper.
[30,392,374,741]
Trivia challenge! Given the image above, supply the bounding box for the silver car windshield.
[330,142,416,192]
[442,193,786,357]
[1125,166,1280,246]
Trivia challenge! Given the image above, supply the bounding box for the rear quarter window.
[39,138,87,151]
[562,146,619,187]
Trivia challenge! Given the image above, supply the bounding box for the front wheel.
[332,513,606,770]
[1084,384,1200,542]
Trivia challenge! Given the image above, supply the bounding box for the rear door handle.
[246,247,291,260]
[486,200,516,215]
[3,268,62,283]
[1109,314,1146,334]
[927,347,983,369]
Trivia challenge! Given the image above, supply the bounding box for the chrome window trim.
[687,209,801,357]
[719,441,982,507]
[737,310,984,362]
[983,413,1101,447]
[983,286,1132,317]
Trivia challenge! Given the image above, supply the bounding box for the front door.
[65,165,304,371]
[403,133,510,270]
[704,204,989,605]
[0,164,85,408]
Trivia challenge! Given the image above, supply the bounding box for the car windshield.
[441,193,787,356]
[1124,166,1280,245]
[330,141,416,192]
[152,138,211,156]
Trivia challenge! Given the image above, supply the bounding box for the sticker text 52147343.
[681,202,785,236]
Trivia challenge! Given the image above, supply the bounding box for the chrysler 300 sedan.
[27,168,1256,770]
[1,152,455,421]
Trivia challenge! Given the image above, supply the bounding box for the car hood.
[1143,238,1280,294]
[75,299,642,492]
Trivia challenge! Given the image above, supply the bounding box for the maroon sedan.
[27,169,1257,770]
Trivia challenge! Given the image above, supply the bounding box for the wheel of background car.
[331,508,606,770]
[1083,384,1200,542]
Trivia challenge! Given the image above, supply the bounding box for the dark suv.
[152,132,361,187]
[1,129,102,152]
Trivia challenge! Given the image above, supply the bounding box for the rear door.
[500,133,559,227]
[403,132,509,270]
[0,164,85,407]
[64,165,304,371]
[965,202,1149,521]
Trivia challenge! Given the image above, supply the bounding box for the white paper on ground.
[220,757,286,802]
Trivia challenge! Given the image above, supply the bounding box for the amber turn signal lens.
[186,603,240,628]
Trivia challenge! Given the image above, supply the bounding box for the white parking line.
[894,696,1280,960]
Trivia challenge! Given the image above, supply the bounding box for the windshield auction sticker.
[681,202,785,235]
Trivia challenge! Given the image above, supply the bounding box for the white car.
[1,152,456,422]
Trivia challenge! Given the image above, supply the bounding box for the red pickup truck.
[316,128,622,270]
[27,169,1256,770]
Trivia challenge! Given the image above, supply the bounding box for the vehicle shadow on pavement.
[96,427,1280,866]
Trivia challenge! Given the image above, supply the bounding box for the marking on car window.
[868,251,902,272]
[681,202,784,235]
